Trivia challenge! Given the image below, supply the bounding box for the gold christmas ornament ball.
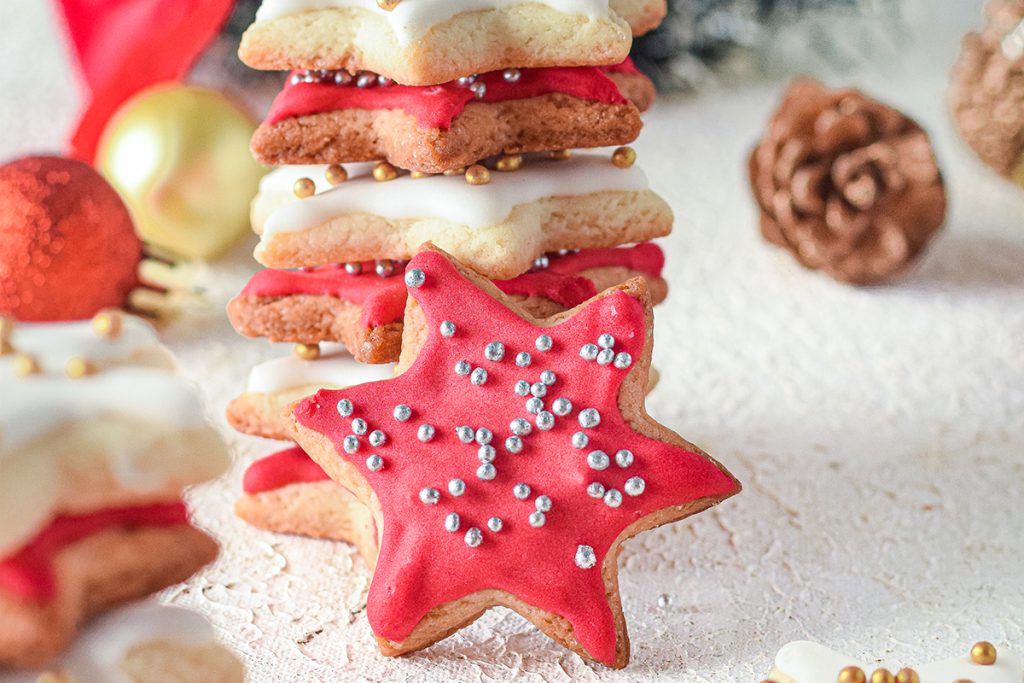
[294,343,321,361]
[65,356,95,379]
[373,162,399,182]
[496,154,523,172]
[91,310,124,339]
[970,641,997,665]
[293,177,316,199]
[325,164,349,186]
[895,668,920,683]
[465,164,491,186]
[612,146,637,168]
[548,149,572,161]
[96,84,265,261]
[838,666,867,683]
[869,669,895,683]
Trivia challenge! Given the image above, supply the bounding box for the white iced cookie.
[768,640,1024,683]
[227,342,395,440]
[240,0,666,85]
[252,154,673,279]
[0,601,245,683]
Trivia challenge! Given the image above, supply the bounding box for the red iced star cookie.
[290,246,740,668]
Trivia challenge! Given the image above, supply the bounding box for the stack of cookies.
[224,0,740,668]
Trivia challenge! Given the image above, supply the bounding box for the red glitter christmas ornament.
[0,156,142,321]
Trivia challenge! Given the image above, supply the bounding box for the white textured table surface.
[2,2,1023,681]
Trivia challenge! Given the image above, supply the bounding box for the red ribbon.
[55,0,236,161]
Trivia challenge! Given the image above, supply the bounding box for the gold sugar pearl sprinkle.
[838,667,867,683]
[373,162,399,182]
[971,641,997,666]
[377,0,401,9]
[465,164,491,186]
[548,149,572,161]
[325,164,349,186]
[293,178,317,198]
[13,354,39,377]
[91,309,124,339]
[496,154,523,172]
[895,669,920,683]
[870,669,895,683]
[410,171,431,180]
[65,356,95,380]
[611,146,637,169]
[442,167,467,177]
[295,343,321,361]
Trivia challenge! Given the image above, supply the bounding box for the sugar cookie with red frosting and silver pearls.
[228,244,669,365]
[239,0,666,85]
[251,154,673,279]
[1,601,245,683]
[286,246,740,667]
[252,61,650,172]
[0,312,229,669]
[766,640,1024,683]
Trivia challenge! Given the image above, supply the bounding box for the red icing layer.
[242,244,665,328]
[267,64,629,130]
[0,502,189,603]
[293,250,738,665]
[243,446,332,494]
[603,57,641,76]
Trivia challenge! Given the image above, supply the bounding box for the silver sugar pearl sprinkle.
[393,404,412,422]
[598,333,616,349]
[587,482,606,499]
[535,495,552,512]
[337,399,353,417]
[552,398,572,416]
[603,489,623,508]
[369,430,386,447]
[513,482,531,500]
[445,513,461,532]
[375,260,396,277]
[515,352,532,367]
[532,255,550,270]
[510,418,532,436]
[502,68,521,83]
[455,360,472,376]
[419,487,440,505]
[658,593,672,608]
[377,75,392,87]
[471,368,488,385]
[485,341,505,362]
[514,380,531,396]
[477,462,496,480]
[625,476,646,496]
[580,344,599,361]
[596,348,615,366]
[344,262,362,275]
[448,478,466,496]
[469,81,487,99]
[530,382,547,398]
[614,352,633,369]
[505,435,523,454]
[539,370,556,386]
[456,426,474,443]
[440,320,456,337]
[615,449,634,468]
[404,268,426,288]
[579,408,601,429]
[575,544,597,569]
[475,428,493,445]
[417,424,436,442]
[528,511,546,528]
[465,527,483,547]
[356,73,375,87]
[478,445,496,463]
[366,455,384,472]
[535,335,553,352]
[525,397,544,414]
[588,450,610,470]
[343,436,360,453]
[456,75,476,86]
[571,432,589,449]
[334,71,352,85]
[487,517,504,532]
[536,411,555,431]
[351,418,367,435]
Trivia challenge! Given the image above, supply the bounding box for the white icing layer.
[255,0,611,46]
[248,343,395,394]
[774,640,1024,683]
[259,153,650,238]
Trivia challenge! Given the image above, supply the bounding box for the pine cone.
[749,79,946,285]
[950,0,1024,184]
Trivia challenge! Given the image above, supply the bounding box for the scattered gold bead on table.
[410,171,431,180]
[971,641,997,665]
[496,154,523,172]
[295,343,321,361]
[611,146,637,168]
[870,669,895,683]
[442,167,466,177]
[65,356,95,379]
[465,164,491,186]
[293,177,316,198]
[838,666,867,683]
[376,0,401,9]
[373,162,399,182]
[91,309,124,338]
[325,164,349,186]
[13,354,39,377]
[895,668,919,683]
[548,149,572,161]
